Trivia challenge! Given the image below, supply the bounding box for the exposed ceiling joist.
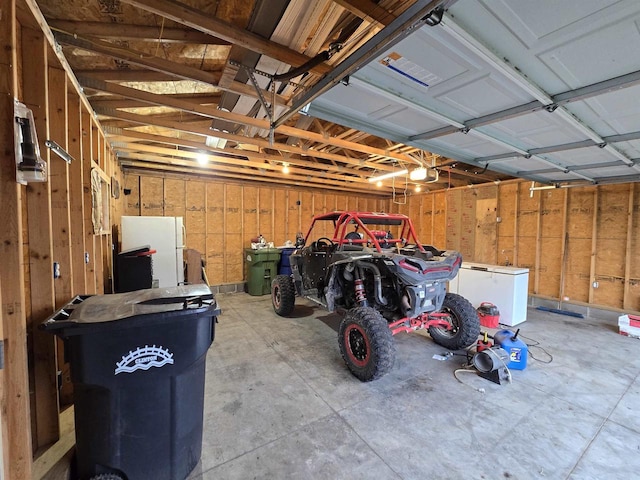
[118,0,332,75]
[95,108,407,172]
[84,79,422,166]
[48,20,230,44]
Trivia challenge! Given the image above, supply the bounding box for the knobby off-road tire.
[90,475,124,480]
[271,275,296,316]
[339,307,396,381]
[428,293,480,350]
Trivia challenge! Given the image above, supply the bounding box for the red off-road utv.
[271,211,480,381]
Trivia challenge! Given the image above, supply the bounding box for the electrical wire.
[514,331,554,364]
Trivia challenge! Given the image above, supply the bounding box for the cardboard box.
[618,314,640,339]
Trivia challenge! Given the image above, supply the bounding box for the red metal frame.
[304,211,427,253]
[388,312,452,336]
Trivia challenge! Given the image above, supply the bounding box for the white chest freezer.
[449,262,529,326]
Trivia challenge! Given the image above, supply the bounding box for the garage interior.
[1,0,640,478]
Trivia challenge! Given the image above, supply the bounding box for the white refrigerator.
[121,216,185,288]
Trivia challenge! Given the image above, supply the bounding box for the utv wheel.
[339,307,396,382]
[428,293,480,350]
[271,275,295,316]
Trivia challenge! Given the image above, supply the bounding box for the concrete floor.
[185,292,640,480]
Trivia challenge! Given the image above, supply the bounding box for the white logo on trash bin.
[115,345,174,375]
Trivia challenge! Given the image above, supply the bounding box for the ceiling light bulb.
[197,153,208,165]
[376,181,383,187]
[410,167,427,181]
[415,185,421,192]
[282,163,290,174]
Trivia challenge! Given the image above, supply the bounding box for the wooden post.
[81,106,97,294]
[534,189,542,295]
[559,188,569,301]
[48,65,74,308]
[513,183,520,266]
[21,26,60,448]
[0,0,33,476]
[623,184,634,309]
[588,189,599,304]
[67,94,87,295]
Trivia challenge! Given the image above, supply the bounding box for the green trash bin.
[245,248,281,295]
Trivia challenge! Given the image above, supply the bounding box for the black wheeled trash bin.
[41,284,221,480]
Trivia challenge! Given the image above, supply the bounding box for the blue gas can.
[493,329,528,370]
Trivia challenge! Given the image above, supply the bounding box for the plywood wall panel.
[564,188,595,302]
[408,196,422,239]
[300,191,314,232]
[164,178,185,218]
[225,184,242,234]
[243,186,258,245]
[474,197,497,264]
[271,189,286,245]
[226,233,244,282]
[259,187,274,242]
[565,237,592,302]
[421,195,434,245]
[496,183,517,266]
[594,185,628,309]
[287,191,301,240]
[140,176,163,216]
[446,190,462,251]
[124,174,140,216]
[433,192,446,247]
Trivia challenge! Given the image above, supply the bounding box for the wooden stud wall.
[0,3,124,476]
[125,173,386,285]
[1,1,32,477]
[392,181,640,314]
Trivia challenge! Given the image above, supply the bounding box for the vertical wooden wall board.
[273,189,287,245]
[139,176,164,216]
[80,106,96,294]
[66,94,86,296]
[225,184,243,283]
[94,226,104,295]
[47,66,73,309]
[163,178,186,218]
[408,195,422,239]
[432,192,446,247]
[593,185,628,308]
[517,187,540,293]
[91,124,98,164]
[421,195,433,244]
[185,180,206,254]
[0,1,33,475]
[565,188,595,302]
[459,190,476,260]
[537,189,564,297]
[445,190,461,251]
[259,187,273,242]
[124,174,140,216]
[300,191,313,229]
[623,184,634,309]
[243,186,258,246]
[474,197,497,264]
[627,184,640,310]
[204,183,225,285]
[21,26,59,448]
[287,190,300,241]
[497,183,517,266]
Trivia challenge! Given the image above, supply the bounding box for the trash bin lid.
[41,284,219,333]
